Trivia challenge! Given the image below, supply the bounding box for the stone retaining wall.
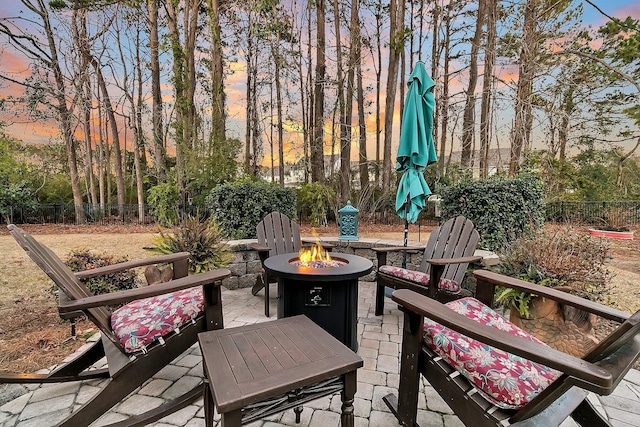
[221,237,500,290]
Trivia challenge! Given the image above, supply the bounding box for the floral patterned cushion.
[379,265,460,293]
[424,297,561,410]
[111,287,204,354]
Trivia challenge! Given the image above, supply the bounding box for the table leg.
[203,380,214,427]
[221,409,242,427]
[340,371,357,427]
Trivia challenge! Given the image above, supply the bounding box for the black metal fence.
[6,201,640,228]
[6,204,156,225]
[545,201,640,228]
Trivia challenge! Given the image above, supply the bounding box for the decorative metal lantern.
[338,201,359,241]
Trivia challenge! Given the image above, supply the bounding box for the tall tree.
[311,0,326,183]
[166,0,201,195]
[461,0,485,168]
[147,0,167,183]
[207,0,226,145]
[479,0,497,178]
[352,0,369,191]
[0,0,86,222]
[381,0,405,193]
[510,0,539,176]
[563,16,640,186]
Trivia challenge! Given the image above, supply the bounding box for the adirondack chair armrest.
[301,238,334,250]
[390,288,614,393]
[250,243,271,254]
[372,246,423,267]
[74,252,191,280]
[59,268,231,313]
[474,270,630,323]
[427,255,483,266]
[372,246,423,253]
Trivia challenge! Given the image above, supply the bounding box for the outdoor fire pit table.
[264,252,373,352]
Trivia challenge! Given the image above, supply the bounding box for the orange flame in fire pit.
[298,241,332,265]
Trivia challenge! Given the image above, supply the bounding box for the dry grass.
[0,227,157,374]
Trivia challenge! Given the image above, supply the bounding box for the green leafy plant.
[146,215,231,273]
[147,183,181,226]
[495,226,612,317]
[64,249,139,295]
[440,172,546,251]
[206,178,296,239]
[296,182,334,227]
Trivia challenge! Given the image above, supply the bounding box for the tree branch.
[561,49,640,93]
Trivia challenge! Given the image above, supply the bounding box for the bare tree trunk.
[461,0,485,169]
[305,1,314,183]
[439,6,451,176]
[134,33,146,221]
[336,0,349,202]
[431,4,443,171]
[245,31,253,174]
[272,36,285,187]
[357,52,369,190]
[296,12,310,184]
[374,2,383,186]
[97,88,106,209]
[166,0,186,190]
[382,0,404,193]
[147,0,166,182]
[91,59,126,210]
[558,85,574,161]
[480,0,497,178]
[71,8,97,207]
[207,0,226,144]
[347,0,367,193]
[83,80,97,206]
[510,0,538,176]
[312,0,326,183]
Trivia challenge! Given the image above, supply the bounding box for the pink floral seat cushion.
[379,265,460,293]
[111,287,204,354]
[424,297,561,410]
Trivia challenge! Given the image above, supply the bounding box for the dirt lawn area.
[0,223,638,377]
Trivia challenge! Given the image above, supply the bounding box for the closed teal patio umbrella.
[396,62,437,266]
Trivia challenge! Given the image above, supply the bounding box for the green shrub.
[146,216,231,273]
[206,179,297,239]
[297,182,334,227]
[440,173,546,251]
[495,226,612,315]
[148,183,180,226]
[65,249,139,295]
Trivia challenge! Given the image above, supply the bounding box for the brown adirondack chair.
[385,269,640,427]
[4,225,230,427]
[373,215,481,315]
[251,212,332,317]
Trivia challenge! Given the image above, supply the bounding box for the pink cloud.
[615,4,640,19]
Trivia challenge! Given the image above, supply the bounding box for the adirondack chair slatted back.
[256,212,301,257]
[8,225,116,343]
[419,216,479,285]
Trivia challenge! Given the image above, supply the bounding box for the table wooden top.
[198,315,363,413]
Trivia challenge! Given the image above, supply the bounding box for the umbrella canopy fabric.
[395,62,437,224]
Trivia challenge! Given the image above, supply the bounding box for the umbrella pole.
[402,196,409,268]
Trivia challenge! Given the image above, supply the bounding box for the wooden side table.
[198,315,363,426]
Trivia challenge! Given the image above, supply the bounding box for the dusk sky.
[0,0,639,164]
